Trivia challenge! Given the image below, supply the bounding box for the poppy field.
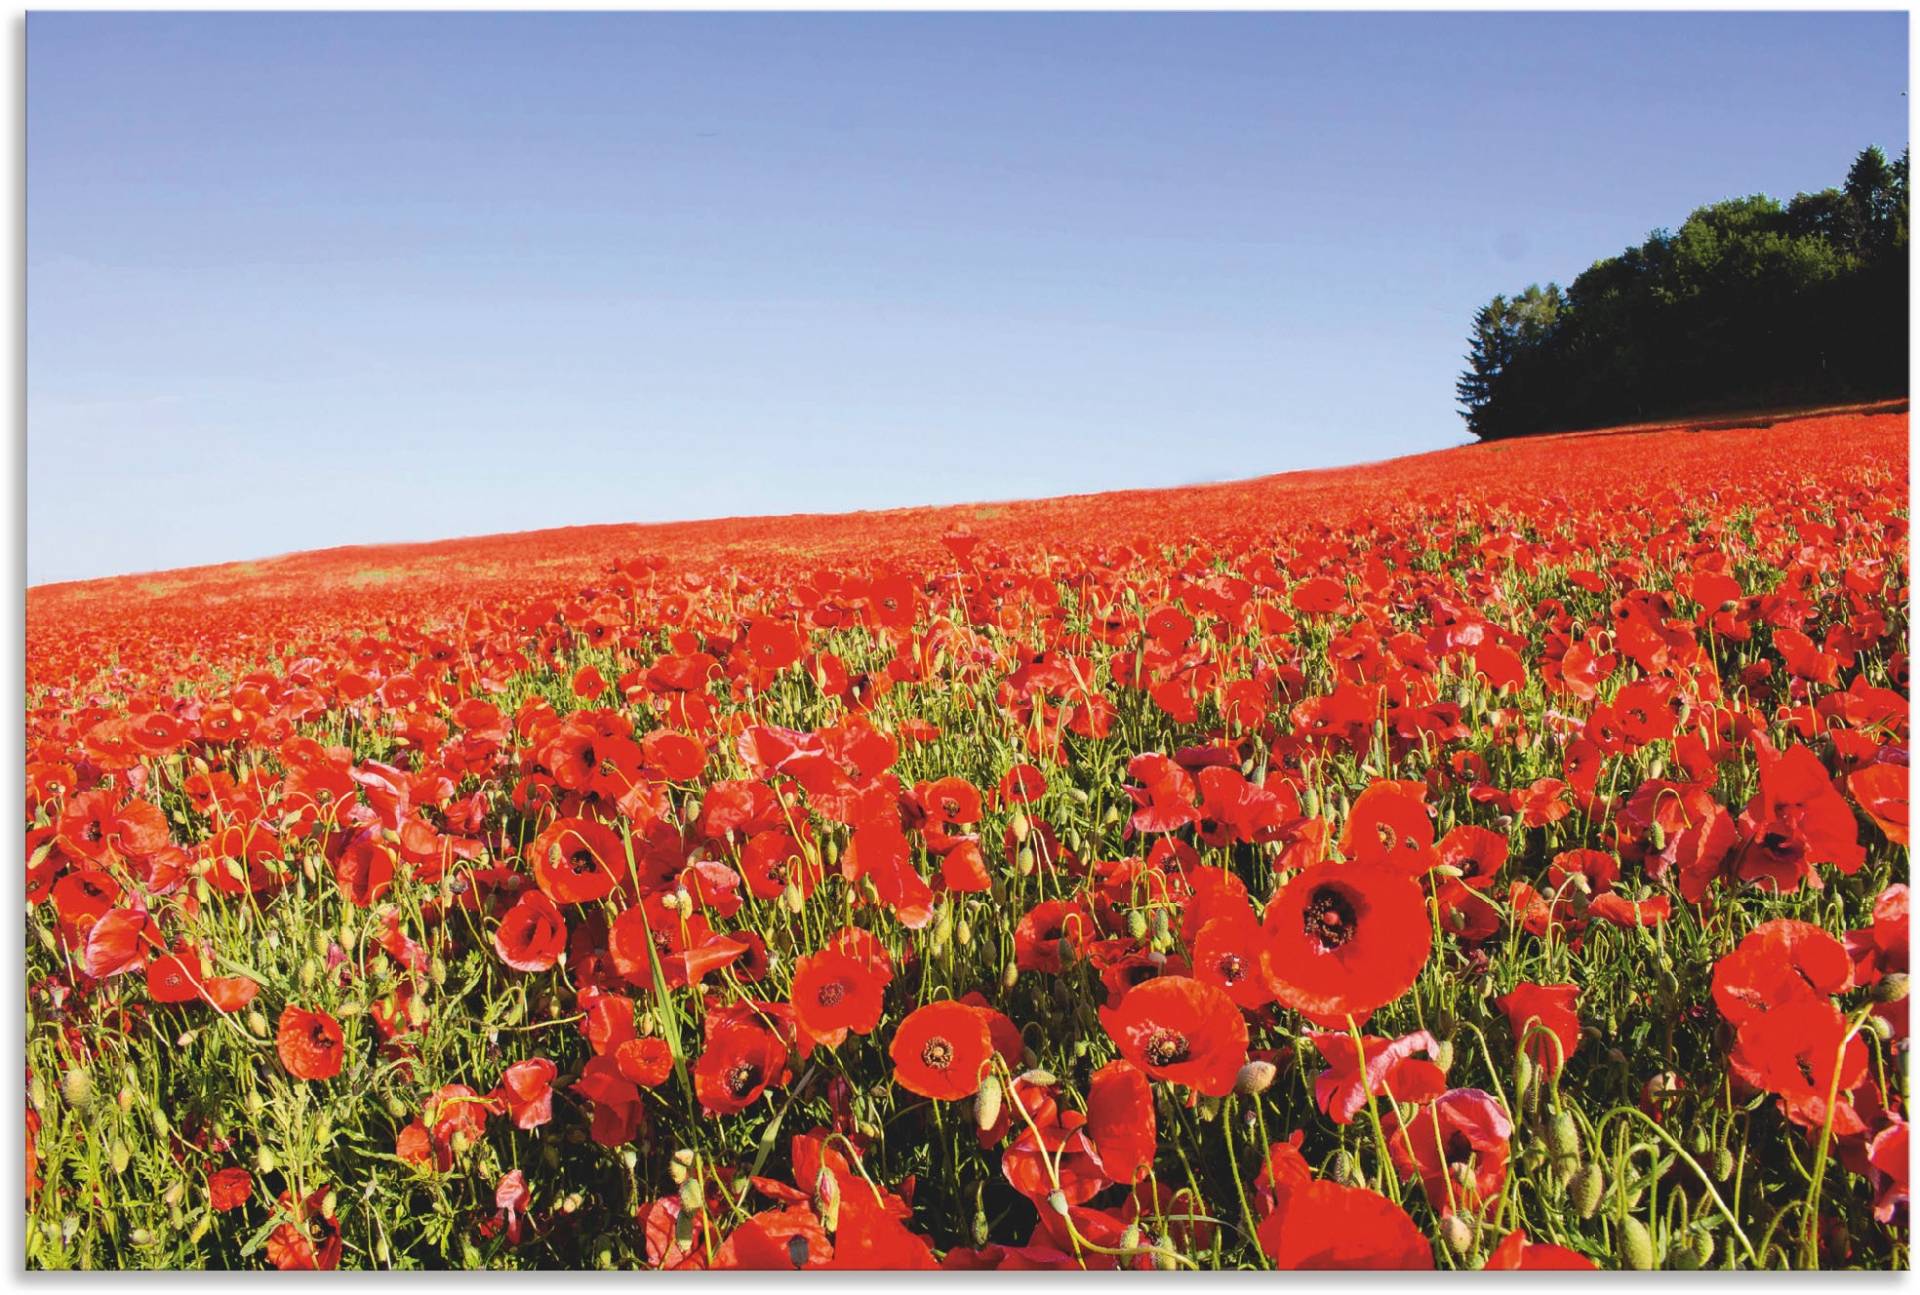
[23,408,1911,1270]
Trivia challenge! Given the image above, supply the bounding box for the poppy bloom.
[1263,861,1431,1027]
[1085,1059,1156,1185]
[1384,1087,1512,1215]
[573,1054,645,1146]
[695,1021,791,1115]
[494,891,567,971]
[1309,1029,1445,1125]
[790,947,886,1051]
[207,1167,252,1213]
[1192,913,1274,1012]
[1711,919,1852,1028]
[1484,1230,1595,1270]
[1256,1178,1433,1269]
[1496,983,1580,1076]
[1341,780,1436,875]
[276,1006,345,1081]
[493,1057,558,1130]
[890,1000,994,1101]
[1098,976,1247,1098]
[264,1187,343,1270]
[1730,997,1869,1132]
[615,1036,676,1089]
[529,816,624,905]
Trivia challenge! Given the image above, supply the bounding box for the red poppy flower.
[1309,1029,1445,1125]
[695,1021,791,1115]
[1192,913,1275,1012]
[1262,860,1431,1027]
[1485,1229,1595,1269]
[494,891,567,971]
[1385,1087,1512,1215]
[493,1057,558,1130]
[1086,1058,1156,1185]
[1098,975,1247,1098]
[790,946,886,1051]
[889,1000,994,1101]
[276,1006,345,1081]
[264,1187,343,1270]
[1730,997,1869,1132]
[615,1036,676,1089]
[529,815,624,905]
[573,1054,645,1145]
[207,1166,252,1213]
[1497,982,1580,1076]
[1711,919,1852,1028]
[1341,780,1436,875]
[1256,1178,1433,1269]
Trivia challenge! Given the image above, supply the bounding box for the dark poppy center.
[1144,1027,1190,1068]
[816,981,848,1007]
[920,1037,955,1070]
[725,1061,762,1098]
[566,849,599,876]
[1304,885,1360,952]
[1217,954,1246,984]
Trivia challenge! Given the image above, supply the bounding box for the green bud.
[1571,1162,1605,1219]
[1619,1216,1654,1271]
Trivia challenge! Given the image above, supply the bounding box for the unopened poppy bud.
[814,1168,841,1233]
[1512,1050,1535,1108]
[59,1068,93,1110]
[1002,961,1020,989]
[956,918,972,947]
[1010,811,1031,844]
[669,1148,695,1184]
[1866,1011,1895,1041]
[1711,1145,1734,1181]
[1327,1148,1362,1187]
[1046,1189,1070,1217]
[1017,847,1036,877]
[256,1146,277,1174]
[1872,973,1909,1003]
[975,1075,1004,1132]
[1547,1110,1580,1161]
[1432,1038,1455,1072]
[1235,1060,1276,1097]
[163,1182,184,1208]
[1022,1068,1057,1087]
[129,1227,154,1247]
[1439,1212,1475,1256]
[1619,1216,1654,1270]
[679,1177,706,1215]
[1571,1162,1605,1218]
[971,1210,990,1248]
[561,1192,583,1213]
[450,1130,471,1156]
[782,879,805,914]
[1127,910,1149,941]
[109,1139,130,1175]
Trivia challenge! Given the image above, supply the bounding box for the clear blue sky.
[27,11,1909,585]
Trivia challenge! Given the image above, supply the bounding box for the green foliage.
[1460,146,1909,440]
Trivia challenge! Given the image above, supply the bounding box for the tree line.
[1458,146,1909,440]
